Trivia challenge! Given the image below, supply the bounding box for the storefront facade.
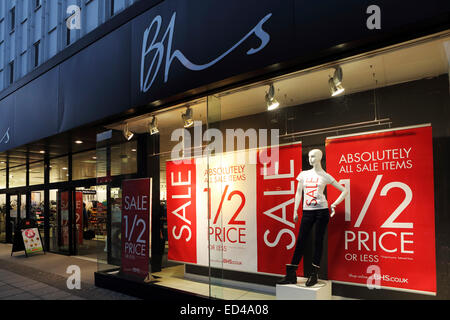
[0,0,449,300]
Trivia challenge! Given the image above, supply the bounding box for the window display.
[166,142,302,276]
[278,149,348,286]
[94,32,448,300]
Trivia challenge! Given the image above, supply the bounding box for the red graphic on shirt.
[304,178,319,207]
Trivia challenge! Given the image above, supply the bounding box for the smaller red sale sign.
[121,178,152,279]
[75,192,83,245]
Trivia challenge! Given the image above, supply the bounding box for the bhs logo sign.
[0,128,10,144]
[140,11,272,93]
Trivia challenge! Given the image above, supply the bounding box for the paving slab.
[0,243,139,300]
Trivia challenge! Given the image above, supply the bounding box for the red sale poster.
[60,191,69,247]
[166,142,302,276]
[326,124,436,295]
[75,192,83,245]
[121,178,152,279]
[166,161,197,264]
[257,143,303,276]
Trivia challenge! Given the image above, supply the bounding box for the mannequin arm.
[329,180,348,217]
[293,181,303,223]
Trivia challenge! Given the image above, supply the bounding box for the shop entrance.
[0,194,6,242]
[7,193,26,243]
[74,186,107,260]
[49,189,71,254]
[49,186,107,257]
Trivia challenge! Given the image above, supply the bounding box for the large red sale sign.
[121,178,152,279]
[166,143,303,276]
[326,124,436,295]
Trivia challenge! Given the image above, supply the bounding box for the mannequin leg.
[290,211,315,265]
[277,211,315,285]
[306,209,330,287]
[277,264,299,285]
[312,209,330,267]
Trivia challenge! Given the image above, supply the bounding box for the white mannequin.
[293,149,347,221]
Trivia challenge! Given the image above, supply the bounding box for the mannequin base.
[276,277,332,300]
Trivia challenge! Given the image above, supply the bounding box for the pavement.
[0,243,139,300]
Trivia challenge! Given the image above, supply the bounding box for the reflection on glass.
[9,165,26,188]
[31,191,44,229]
[76,186,107,260]
[111,141,137,176]
[50,156,69,183]
[0,194,6,242]
[20,194,26,219]
[110,187,122,265]
[73,150,97,180]
[49,190,69,254]
[96,147,107,179]
[0,169,6,189]
[49,190,58,251]
[29,161,44,186]
[10,195,18,238]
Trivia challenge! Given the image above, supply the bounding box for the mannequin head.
[308,149,323,167]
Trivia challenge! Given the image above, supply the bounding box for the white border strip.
[331,280,436,296]
[326,123,431,141]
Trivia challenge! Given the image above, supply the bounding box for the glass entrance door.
[0,194,6,242]
[74,185,107,260]
[49,189,71,254]
[9,195,18,244]
[7,193,27,244]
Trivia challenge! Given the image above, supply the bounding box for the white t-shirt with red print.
[296,169,336,210]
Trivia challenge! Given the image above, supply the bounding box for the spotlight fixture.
[182,107,194,128]
[265,83,280,111]
[329,66,345,97]
[123,123,134,141]
[74,140,83,144]
[148,116,159,135]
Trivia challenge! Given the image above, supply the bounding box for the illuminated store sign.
[0,127,10,144]
[140,11,272,93]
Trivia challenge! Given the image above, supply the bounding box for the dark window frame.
[9,7,15,32]
[8,60,14,84]
[33,40,40,67]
